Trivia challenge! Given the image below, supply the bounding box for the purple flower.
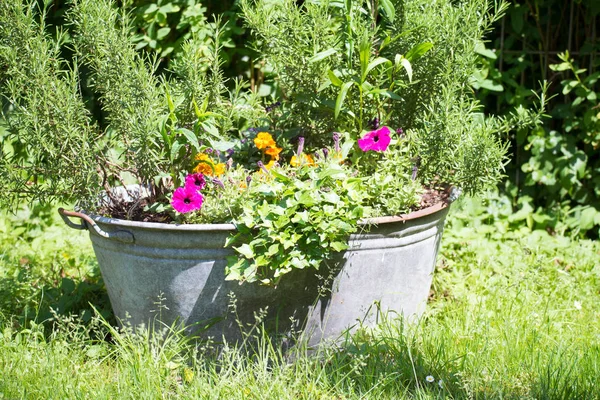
[185,173,206,191]
[171,186,204,213]
[322,148,329,160]
[358,126,392,152]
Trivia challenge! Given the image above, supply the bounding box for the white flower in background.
[438,379,443,388]
[426,375,435,383]
[574,301,582,310]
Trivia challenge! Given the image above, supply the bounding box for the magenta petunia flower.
[358,126,392,152]
[185,173,206,191]
[171,186,204,213]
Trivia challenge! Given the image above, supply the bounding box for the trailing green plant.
[225,148,368,284]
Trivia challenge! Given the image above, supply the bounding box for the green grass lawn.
[0,198,598,399]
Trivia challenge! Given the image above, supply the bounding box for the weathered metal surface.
[62,198,450,346]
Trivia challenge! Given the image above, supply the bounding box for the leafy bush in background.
[474,0,600,236]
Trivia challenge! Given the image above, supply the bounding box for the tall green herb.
[0,2,101,208]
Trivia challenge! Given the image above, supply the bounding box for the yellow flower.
[193,163,214,176]
[264,146,282,160]
[195,153,212,162]
[214,163,226,176]
[290,154,315,167]
[254,132,276,150]
[264,159,276,170]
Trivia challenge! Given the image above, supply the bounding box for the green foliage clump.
[0,0,262,209]
[472,1,600,235]
[225,158,367,284]
[241,0,546,195]
[0,2,101,208]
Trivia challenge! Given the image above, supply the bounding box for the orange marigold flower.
[254,132,276,150]
[290,154,315,167]
[264,146,282,160]
[194,163,214,176]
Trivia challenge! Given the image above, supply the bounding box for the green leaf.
[61,278,75,294]
[170,140,183,162]
[208,139,236,151]
[359,38,371,80]
[200,122,220,138]
[549,62,571,72]
[156,27,171,40]
[291,210,309,224]
[579,207,598,231]
[474,42,497,60]
[323,191,340,204]
[234,243,254,259]
[379,0,395,22]
[562,80,579,95]
[382,90,402,100]
[364,57,391,81]
[141,4,158,15]
[266,243,280,257]
[405,42,433,62]
[308,48,337,63]
[400,57,412,83]
[271,169,291,183]
[478,79,504,92]
[328,70,343,87]
[165,83,175,113]
[330,241,348,252]
[318,166,346,180]
[159,4,180,14]
[295,191,316,207]
[177,128,200,151]
[335,81,354,119]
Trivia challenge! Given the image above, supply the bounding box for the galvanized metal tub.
[59,201,450,346]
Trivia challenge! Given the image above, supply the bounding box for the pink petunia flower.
[185,173,206,191]
[171,185,204,213]
[358,126,392,152]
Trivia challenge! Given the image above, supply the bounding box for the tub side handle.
[58,208,135,244]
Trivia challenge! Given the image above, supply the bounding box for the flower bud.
[332,132,340,153]
[297,136,305,155]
